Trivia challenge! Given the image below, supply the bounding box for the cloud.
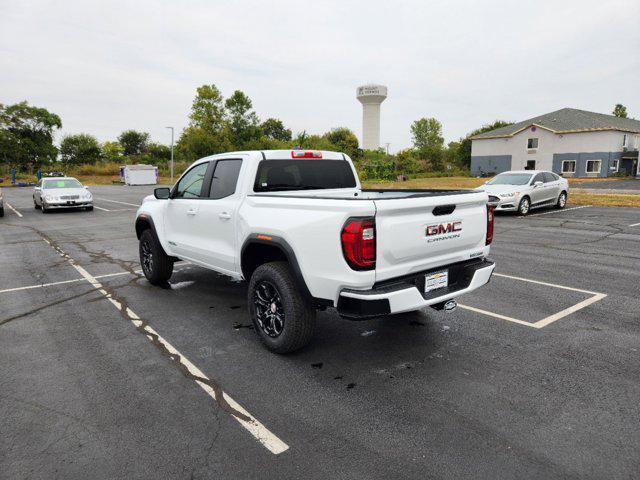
[1,0,638,151]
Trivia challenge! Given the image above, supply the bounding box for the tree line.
[0,93,632,180]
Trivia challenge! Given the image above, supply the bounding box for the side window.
[209,160,242,199]
[531,173,544,184]
[543,172,555,183]
[174,162,209,199]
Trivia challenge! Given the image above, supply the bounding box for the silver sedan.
[476,170,569,215]
[33,177,94,213]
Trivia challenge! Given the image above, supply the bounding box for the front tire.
[86,206,94,211]
[139,229,173,285]
[0,206,4,217]
[517,196,531,216]
[41,204,48,214]
[248,262,315,354]
[555,191,567,209]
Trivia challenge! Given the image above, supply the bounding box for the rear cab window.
[253,159,356,192]
[209,159,242,199]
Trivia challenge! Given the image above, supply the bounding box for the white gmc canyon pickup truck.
[135,150,495,353]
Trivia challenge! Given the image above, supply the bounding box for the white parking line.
[629,222,640,227]
[95,198,140,207]
[5,203,23,218]
[492,272,599,295]
[37,238,288,455]
[519,205,591,218]
[459,272,606,329]
[93,205,111,211]
[0,271,131,294]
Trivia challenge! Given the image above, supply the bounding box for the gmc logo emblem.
[426,221,462,236]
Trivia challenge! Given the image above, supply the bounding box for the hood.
[474,184,525,196]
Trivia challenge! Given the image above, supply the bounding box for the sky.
[1,0,639,152]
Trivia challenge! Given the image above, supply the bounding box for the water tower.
[356,84,387,150]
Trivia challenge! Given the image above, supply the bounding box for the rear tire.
[139,229,173,285]
[248,261,315,354]
[517,196,531,216]
[555,191,567,209]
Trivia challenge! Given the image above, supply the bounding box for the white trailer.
[121,165,158,186]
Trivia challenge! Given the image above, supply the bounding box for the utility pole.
[385,143,390,155]
[165,126,174,183]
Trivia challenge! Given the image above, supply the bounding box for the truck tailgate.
[374,191,489,282]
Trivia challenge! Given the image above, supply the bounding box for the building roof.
[472,108,640,139]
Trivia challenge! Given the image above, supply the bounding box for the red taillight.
[486,205,494,245]
[291,150,322,159]
[341,217,376,270]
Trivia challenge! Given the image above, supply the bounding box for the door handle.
[186,208,198,216]
[218,212,232,220]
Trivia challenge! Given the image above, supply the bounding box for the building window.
[527,138,538,149]
[525,160,536,170]
[622,134,628,148]
[562,160,576,173]
[611,159,619,172]
[586,160,601,174]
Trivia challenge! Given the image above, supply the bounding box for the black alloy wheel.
[253,280,285,338]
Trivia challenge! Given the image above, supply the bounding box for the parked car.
[0,187,4,217]
[476,170,568,215]
[135,150,496,353]
[33,177,93,213]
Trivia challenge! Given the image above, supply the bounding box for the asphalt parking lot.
[1,186,639,479]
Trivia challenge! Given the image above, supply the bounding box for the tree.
[394,148,422,175]
[456,120,513,168]
[225,90,261,147]
[189,84,227,132]
[102,141,124,162]
[118,130,149,156]
[261,118,292,142]
[613,104,628,118]
[0,101,61,167]
[146,142,171,162]
[176,125,234,161]
[60,133,101,165]
[323,127,360,158]
[410,117,444,150]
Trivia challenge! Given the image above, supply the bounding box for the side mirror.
[534,181,543,187]
[84,186,89,189]
[34,186,41,191]
[154,187,171,199]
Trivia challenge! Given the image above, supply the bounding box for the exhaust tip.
[430,299,458,313]
[444,300,457,313]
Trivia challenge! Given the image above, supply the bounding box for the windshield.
[486,173,533,186]
[254,160,356,192]
[43,179,83,189]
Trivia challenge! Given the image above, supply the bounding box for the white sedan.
[476,170,569,215]
[33,177,93,213]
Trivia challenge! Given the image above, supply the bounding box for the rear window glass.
[254,160,356,192]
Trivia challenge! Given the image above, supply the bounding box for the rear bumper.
[337,258,495,318]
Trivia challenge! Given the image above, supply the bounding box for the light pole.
[385,143,390,155]
[165,126,174,184]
